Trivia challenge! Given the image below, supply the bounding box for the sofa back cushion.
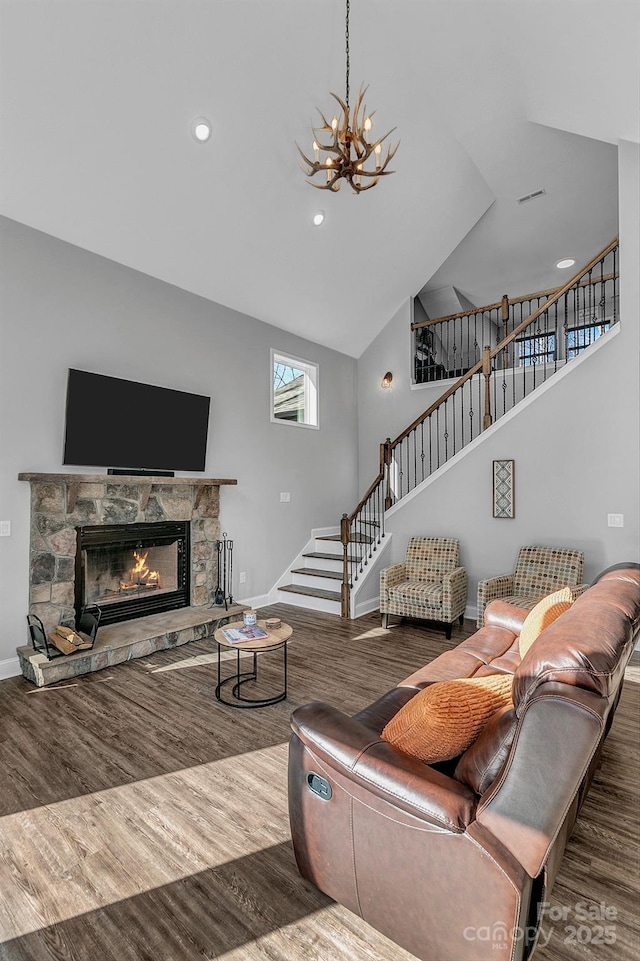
[405,537,459,580]
[454,704,517,795]
[513,567,640,714]
[513,546,583,595]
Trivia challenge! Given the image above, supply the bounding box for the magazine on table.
[221,624,269,643]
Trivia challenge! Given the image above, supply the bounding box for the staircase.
[277,237,620,620]
[276,531,373,615]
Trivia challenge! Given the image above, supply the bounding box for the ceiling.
[1,1,638,357]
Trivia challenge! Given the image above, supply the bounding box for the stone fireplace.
[19,473,237,637]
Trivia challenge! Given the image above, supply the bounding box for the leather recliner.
[288,566,640,961]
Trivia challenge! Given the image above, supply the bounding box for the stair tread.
[303,551,359,562]
[279,584,341,601]
[290,567,342,580]
[318,533,373,544]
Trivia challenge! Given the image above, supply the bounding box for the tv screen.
[63,369,210,472]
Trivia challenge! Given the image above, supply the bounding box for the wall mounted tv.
[63,369,211,473]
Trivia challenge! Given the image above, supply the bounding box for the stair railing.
[413,246,618,384]
[340,237,619,616]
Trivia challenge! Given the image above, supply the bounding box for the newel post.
[501,294,510,369]
[383,438,393,510]
[340,513,350,618]
[482,346,493,431]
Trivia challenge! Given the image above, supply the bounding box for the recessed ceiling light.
[312,211,325,226]
[191,117,212,142]
[556,258,576,269]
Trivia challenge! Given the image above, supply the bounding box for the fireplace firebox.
[75,521,190,626]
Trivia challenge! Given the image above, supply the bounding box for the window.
[271,350,319,428]
[515,332,556,366]
[566,321,610,359]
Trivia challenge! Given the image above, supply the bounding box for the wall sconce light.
[381,371,393,389]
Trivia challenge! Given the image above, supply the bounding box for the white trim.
[235,592,271,612]
[390,323,620,516]
[353,596,381,618]
[0,657,21,680]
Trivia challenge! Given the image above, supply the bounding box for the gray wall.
[0,217,358,669]
[357,141,640,608]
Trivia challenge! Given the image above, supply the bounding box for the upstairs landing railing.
[339,237,619,617]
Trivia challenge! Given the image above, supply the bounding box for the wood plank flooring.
[0,605,637,961]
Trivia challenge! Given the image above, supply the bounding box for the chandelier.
[297,0,399,194]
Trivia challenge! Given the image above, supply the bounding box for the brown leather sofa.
[288,565,640,961]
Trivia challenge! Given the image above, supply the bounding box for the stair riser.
[313,539,367,560]
[275,590,341,616]
[291,572,341,592]
[301,556,344,573]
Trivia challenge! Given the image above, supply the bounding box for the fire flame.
[131,550,160,584]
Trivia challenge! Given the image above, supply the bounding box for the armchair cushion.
[388,579,442,610]
[381,673,513,763]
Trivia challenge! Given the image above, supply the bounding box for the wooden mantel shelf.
[19,473,237,513]
[19,473,237,486]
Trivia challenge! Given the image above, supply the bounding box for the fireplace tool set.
[214,533,234,609]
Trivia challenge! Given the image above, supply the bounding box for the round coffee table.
[213,619,293,708]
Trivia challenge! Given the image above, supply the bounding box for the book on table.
[221,624,269,643]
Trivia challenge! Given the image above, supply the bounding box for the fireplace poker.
[222,532,228,610]
[228,538,233,604]
[214,540,225,607]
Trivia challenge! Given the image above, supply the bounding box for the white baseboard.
[237,593,271,612]
[353,597,381,619]
[0,657,21,680]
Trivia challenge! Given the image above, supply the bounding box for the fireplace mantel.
[20,473,236,512]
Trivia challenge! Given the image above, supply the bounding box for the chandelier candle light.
[297,0,399,193]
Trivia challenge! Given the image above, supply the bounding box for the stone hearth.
[17,604,246,687]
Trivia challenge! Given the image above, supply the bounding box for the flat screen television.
[63,369,210,473]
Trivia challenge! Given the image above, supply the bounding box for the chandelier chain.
[345,0,350,109]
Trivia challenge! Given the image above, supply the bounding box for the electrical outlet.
[280,492,290,503]
[239,571,247,584]
[607,513,624,528]
[0,521,10,537]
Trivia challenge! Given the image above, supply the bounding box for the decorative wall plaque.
[493,459,515,518]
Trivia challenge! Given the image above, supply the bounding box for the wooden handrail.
[411,258,619,330]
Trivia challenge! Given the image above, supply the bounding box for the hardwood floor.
[0,605,638,961]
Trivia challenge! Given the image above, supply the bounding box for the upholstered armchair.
[476,545,588,627]
[380,536,467,639]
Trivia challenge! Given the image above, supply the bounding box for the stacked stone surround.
[19,473,237,637]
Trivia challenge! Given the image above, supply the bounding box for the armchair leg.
[459,613,464,626]
[445,622,453,640]
[381,612,389,630]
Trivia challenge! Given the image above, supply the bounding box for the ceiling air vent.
[517,188,546,205]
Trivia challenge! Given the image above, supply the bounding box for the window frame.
[270,349,319,429]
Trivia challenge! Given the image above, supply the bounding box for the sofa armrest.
[380,562,407,600]
[291,701,477,831]
[477,683,607,878]
[476,574,515,627]
[441,565,467,621]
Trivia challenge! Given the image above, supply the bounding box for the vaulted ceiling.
[1,1,638,356]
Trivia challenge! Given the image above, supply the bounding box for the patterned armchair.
[476,545,588,627]
[380,537,467,639]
